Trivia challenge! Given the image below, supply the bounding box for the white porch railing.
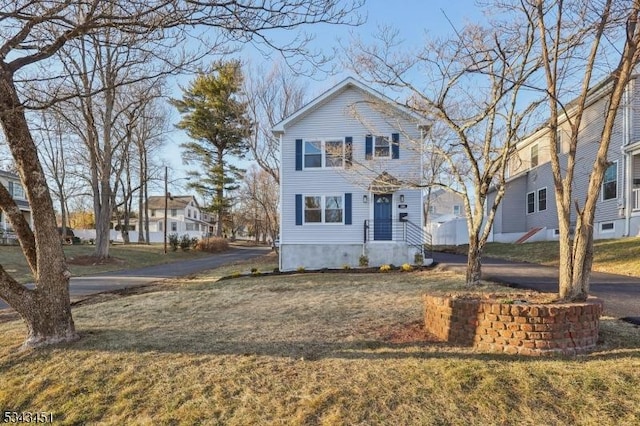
[634,188,640,211]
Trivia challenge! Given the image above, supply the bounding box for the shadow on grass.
[65,322,640,362]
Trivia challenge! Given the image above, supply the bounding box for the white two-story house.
[0,170,32,239]
[145,195,215,236]
[273,77,430,271]
[490,74,640,242]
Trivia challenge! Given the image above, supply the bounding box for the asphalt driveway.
[434,252,640,324]
[0,246,269,311]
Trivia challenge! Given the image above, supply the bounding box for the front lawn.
[1,265,638,425]
[0,243,216,284]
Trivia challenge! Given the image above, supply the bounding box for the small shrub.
[414,253,424,265]
[195,237,229,253]
[379,264,391,272]
[296,266,305,272]
[401,263,413,272]
[273,267,280,273]
[251,270,262,276]
[359,255,369,267]
[179,234,192,251]
[250,267,258,273]
[342,264,351,270]
[231,271,242,278]
[168,233,179,252]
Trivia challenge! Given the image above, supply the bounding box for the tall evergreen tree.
[171,61,252,237]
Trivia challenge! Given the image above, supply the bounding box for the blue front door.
[374,194,393,241]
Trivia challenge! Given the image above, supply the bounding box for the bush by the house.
[179,234,193,251]
[168,233,179,252]
[195,237,229,253]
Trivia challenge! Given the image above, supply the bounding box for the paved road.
[434,252,640,324]
[0,246,270,311]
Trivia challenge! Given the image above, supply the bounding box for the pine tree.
[171,61,252,237]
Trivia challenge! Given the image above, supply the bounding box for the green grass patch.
[438,237,640,277]
[1,267,639,424]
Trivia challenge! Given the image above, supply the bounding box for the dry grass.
[195,236,230,253]
[1,265,639,425]
[0,244,216,283]
[439,237,640,277]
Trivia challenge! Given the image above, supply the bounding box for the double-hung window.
[538,188,547,211]
[304,141,322,168]
[527,192,535,214]
[530,144,539,168]
[374,136,390,158]
[527,188,547,213]
[304,195,343,224]
[602,162,617,200]
[303,139,344,168]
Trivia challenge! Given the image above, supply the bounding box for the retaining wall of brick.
[424,294,603,356]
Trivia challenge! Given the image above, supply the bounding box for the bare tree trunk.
[0,74,77,348]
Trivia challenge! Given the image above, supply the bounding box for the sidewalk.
[433,252,640,324]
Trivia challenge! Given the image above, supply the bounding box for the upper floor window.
[374,136,390,158]
[303,139,344,169]
[602,162,617,201]
[556,130,563,154]
[530,144,539,168]
[453,205,461,215]
[8,181,25,200]
[171,209,177,217]
[151,209,156,217]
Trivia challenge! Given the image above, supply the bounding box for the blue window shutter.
[345,193,352,225]
[392,133,400,159]
[295,194,303,225]
[345,136,353,167]
[365,135,373,159]
[295,139,303,170]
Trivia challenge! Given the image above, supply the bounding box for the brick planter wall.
[424,294,603,356]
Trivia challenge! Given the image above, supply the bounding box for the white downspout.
[278,132,284,272]
[623,80,633,236]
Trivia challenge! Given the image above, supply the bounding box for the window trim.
[537,187,547,212]
[526,191,535,214]
[601,160,618,201]
[303,194,345,225]
[530,144,539,168]
[302,138,345,169]
[373,135,391,159]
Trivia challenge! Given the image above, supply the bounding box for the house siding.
[495,76,637,242]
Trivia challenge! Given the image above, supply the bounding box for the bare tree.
[0,0,364,349]
[244,61,308,182]
[239,165,280,243]
[515,0,640,300]
[348,22,542,285]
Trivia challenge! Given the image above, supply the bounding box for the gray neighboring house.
[490,75,640,243]
[0,170,32,240]
[273,77,431,271]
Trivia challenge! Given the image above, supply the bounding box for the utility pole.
[164,166,168,254]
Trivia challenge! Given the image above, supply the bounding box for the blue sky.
[162,0,484,187]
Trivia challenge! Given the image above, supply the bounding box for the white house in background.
[489,73,640,243]
[145,195,215,236]
[425,188,469,246]
[273,77,431,271]
[0,170,32,237]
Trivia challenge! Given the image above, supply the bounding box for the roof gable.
[272,77,427,135]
